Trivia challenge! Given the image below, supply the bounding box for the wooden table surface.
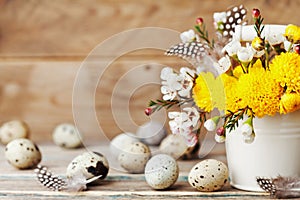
[0,142,271,200]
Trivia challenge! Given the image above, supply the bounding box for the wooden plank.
[0,144,268,199]
[0,0,299,56]
[0,57,187,141]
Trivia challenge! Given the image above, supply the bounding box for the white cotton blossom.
[180,29,197,43]
[218,55,231,73]
[237,46,255,63]
[222,40,242,56]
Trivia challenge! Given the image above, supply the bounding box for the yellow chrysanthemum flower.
[284,24,300,43]
[193,73,214,112]
[279,93,300,114]
[220,74,245,113]
[238,60,283,117]
[269,52,300,94]
[193,72,226,112]
[232,65,244,78]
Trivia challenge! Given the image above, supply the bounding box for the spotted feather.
[256,177,276,195]
[35,165,67,191]
[257,176,300,198]
[165,42,210,66]
[221,5,247,37]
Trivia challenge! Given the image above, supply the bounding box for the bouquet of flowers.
[145,5,300,146]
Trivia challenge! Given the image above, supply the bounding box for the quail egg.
[159,134,189,159]
[188,159,228,192]
[145,154,179,189]
[66,151,109,183]
[118,141,151,173]
[52,123,82,148]
[0,120,30,145]
[5,138,42,169]
[136,121,167,146]
[109,133,139,157]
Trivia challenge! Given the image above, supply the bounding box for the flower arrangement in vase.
[145,5,300,192]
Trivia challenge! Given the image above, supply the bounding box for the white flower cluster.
[180,29,201,43]
[168,107,199,146]
[160,67,196,101]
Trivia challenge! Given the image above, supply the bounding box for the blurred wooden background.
[0,0,299,143]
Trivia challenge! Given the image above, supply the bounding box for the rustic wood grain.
[0,56,186,142]
[0,143,269,199]
[0,0,298,56]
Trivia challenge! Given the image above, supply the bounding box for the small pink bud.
[252,8,260,18]
[196,17,204,25]
[294,45,300,54]
[144,107,152,116]
[216,127,225,136]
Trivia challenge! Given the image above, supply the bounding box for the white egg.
[5,138,42,169]
[109,133,139,157]
[118,142,151,174]
[52,123,82,148]
[145,154,179,189]
[188,159,228,192]
[136,121,167,146]
[159,134,189,159]
[66,151,109,183]
[0,120,30,145]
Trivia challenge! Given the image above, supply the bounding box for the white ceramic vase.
[225,111,300,191]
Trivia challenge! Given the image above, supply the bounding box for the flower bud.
[241,117,253,137]
[144,107,153,116]
[284,24,300,44]
[216,126,225,136]
[196,17,203,25]
[251,37,264,51]
[294,45,300,54]
[244,132,255,144]
[215,134,225,143]
[252,8,260,18]
[204,116,220,131]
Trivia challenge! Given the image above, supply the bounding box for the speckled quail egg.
[118,142,151,173]
[136,121,167,146]
[145,154,179,189]
[5,138,42,169]
[0,120,30,145]
[52,123,82,148]
[159,134,189,159]
[109,133,139,157]
[66,151,109,183]
[188,159,228,192]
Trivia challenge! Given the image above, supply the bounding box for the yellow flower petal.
[284,24,300,44]
[193,72,226,112]
[269,52,300,94]
[279,93,300,114]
